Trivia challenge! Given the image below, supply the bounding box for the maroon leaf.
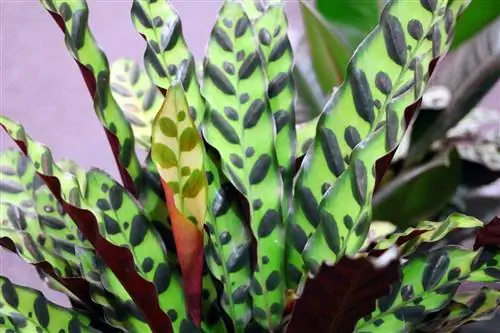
[474,216,500,249]
[286,255,400,333]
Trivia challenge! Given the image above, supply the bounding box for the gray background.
[0,0,499,313]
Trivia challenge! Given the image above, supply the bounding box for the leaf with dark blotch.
[0,276,98,332]
[356,246,500,332]
[287,256,399,333]
[382,14,407,66]
[205,62,236,95]
[319,127,345,177]
[349,67,375,123]
[202,3,285,328]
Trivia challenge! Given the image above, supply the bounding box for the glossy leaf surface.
[0,116,189,333]
[202,2,285,328]
[131,0,205,128]
[151,83,207,325]
[40,0,142,195]
[355,246,500,332]
[0,276,100,333]
[294,0,468,281]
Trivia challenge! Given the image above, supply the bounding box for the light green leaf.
[131,0,206,128]
[299,0,352,93]
[295,0,469,285]
[110,58,163,151]
[201,2,285,328]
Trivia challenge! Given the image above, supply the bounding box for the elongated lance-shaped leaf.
[0,276,100,333]
[416,287,500,333]
[370,213,483,256]
[355,246,500,332]
[77,247,152,333]
[0,149,80,278]
[0,116,185,333]
[54,163,149,333]
[296,115,320,157]
[34,186,95,268]
[131,0,206,128]
[204,152,252,331]
[287,0,469,286]
[85,168,192,331]
[110,58,163,151]
[152,83,207,229]
[256,4,297,215]
[151,83,206,325]
[200,267,230,333]
[40,0,141,196]
[201,2,285,328]
[239,0,265,20]
[139,157,178,264]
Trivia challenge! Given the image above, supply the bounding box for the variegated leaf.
[131,0,205,128]
[355,246,500,332]
[291,0,470,284]
[201,2,285,328]
[110,58,163,151]
[40,0,142,195]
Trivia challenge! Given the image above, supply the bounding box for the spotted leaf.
[415,286,500,332]
[151,83,207,325]
[204,152,252,330]
[0,149,79,278]
[355,246,500,332]
[202,2,285,328]
[295,0,469,283]
[239,0,266,21]
[370,213,483,256]
[40,0,142,196]
[131,0,205,128]
[0,276,99,333]
[110,58,163,151]
[256,4,297,215]
[0,116,186,333]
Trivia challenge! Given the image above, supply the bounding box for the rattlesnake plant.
[1,0,499,333]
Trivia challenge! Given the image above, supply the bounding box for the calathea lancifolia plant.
[1,0,499,332]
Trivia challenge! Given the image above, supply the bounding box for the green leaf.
[355,246,500,332]
[255,3,297,213]
[85,168,190,331]
[77,247,152,333]
[200,267,230,333]
[296,114,320,156]
[202,2,285,329]
[110,58,163,151]
[0,276,101,333]
[239,0,265,21]
[300,0,352,92]
[371,213,483,256]
[416,286,500,332]
[204,152,252,331]
[372,149,462,228]
[0,116,187,332]
[316,0,384,47]
[451,1,500,48]
[406,18,500,165]
[152,83,207,228]
[288,0,468,288]
[0,149,79,277]
[131,0,206,128]
[40,0,142,195]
